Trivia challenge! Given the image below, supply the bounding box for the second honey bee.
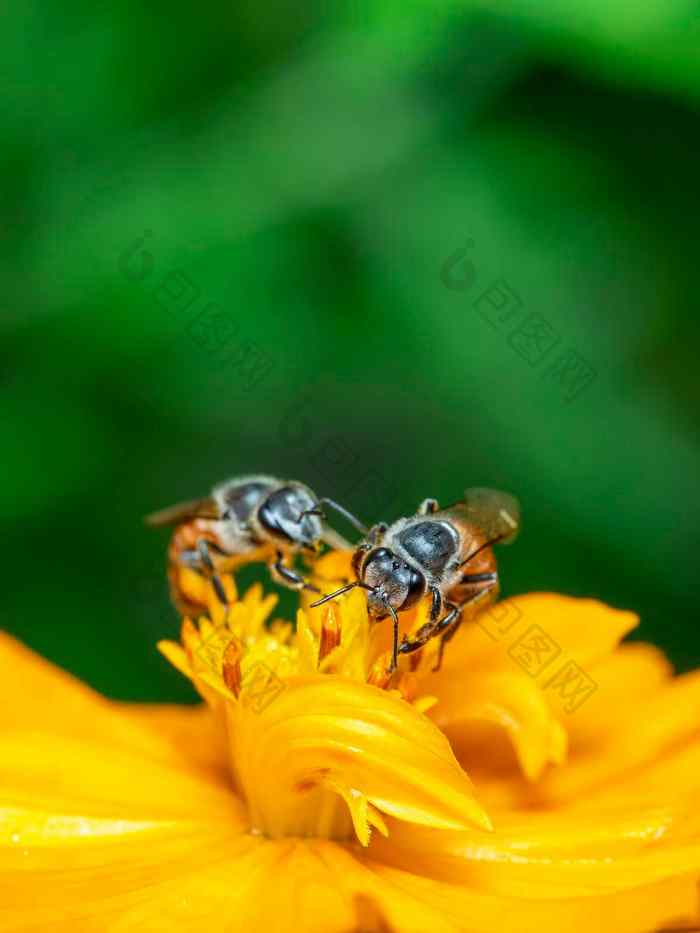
[146,474,366,618]
[312,488,520,672]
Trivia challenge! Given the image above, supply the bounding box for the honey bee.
[146,475,366,618]
[311,488,520,673]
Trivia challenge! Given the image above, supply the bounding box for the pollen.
[367,652,394,689]
[318,604,342,665]
[222,638,243,697]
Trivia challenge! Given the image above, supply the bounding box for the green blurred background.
[3,1,699,702]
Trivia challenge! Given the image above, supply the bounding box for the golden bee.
[312,488,520,672]
[146,474,365,618]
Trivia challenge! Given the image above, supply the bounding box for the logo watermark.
[194,625,286,714]
[477,600,598,713]
[118,230,274,398]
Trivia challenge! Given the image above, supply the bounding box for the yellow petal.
[308,549,354,587]
[471,669,700,814]
[0,825,265,932]
[0,630,155,747]
[565,642,673,750]
[534,668,700,804]
[0,728,244,823]
[427,669,566,780]
[225,675,492,842]
[435,594,638,684]
[372,799,700,896]
[115,701,229,781]
[363,856,700,933]
[3,822,697,933]
[0,837,463,933]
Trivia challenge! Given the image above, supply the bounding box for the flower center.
[157,555,444,846]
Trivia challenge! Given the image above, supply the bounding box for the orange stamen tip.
[397,672,419,701]
[318,603,342,663]
[180,617,197,639]
[367,652,394,690]
[222,638,244,697]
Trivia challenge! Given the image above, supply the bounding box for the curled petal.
[225,675,492,845]
[428,669,567,780]
[534,668,700,805]
[472,667,700,814]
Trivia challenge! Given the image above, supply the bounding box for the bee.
[146,475,366,618]
[311,488,520,673]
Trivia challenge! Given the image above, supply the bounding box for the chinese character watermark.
[194,626,286,714]
[240,660,286,713]
[476,600,598,712]
[508,624,561,677]
[118,230,275,398]
[544,659,597,713]
[477,598,523,641]
[278,375,398,521]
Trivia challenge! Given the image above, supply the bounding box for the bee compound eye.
[258,495,294,542]
[400,567,426,611]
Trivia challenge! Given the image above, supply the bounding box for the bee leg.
[269,551,320,593]
[430,586,443,622]
[461,572,498,587]
[389,612,400,674]
[418,498,439,515]
[351,542,373,579]
[350,527,388,582]
[398,600,461,661]
[398,588,444,656]
[196,539,229,608]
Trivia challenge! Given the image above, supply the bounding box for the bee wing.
[461,487,521,545]
[144,496,219,527]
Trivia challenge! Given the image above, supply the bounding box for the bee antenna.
[298,499,369,536]
[311,580,360,609]
[385,603,400,671]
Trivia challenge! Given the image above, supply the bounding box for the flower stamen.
[367,652,394,689]
[222,638,244,697]
[318,604,342,665]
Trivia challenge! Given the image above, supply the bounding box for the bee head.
[257,484,322,549]
[361,547,426,619]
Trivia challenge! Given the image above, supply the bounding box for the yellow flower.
[2,550,699,932]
